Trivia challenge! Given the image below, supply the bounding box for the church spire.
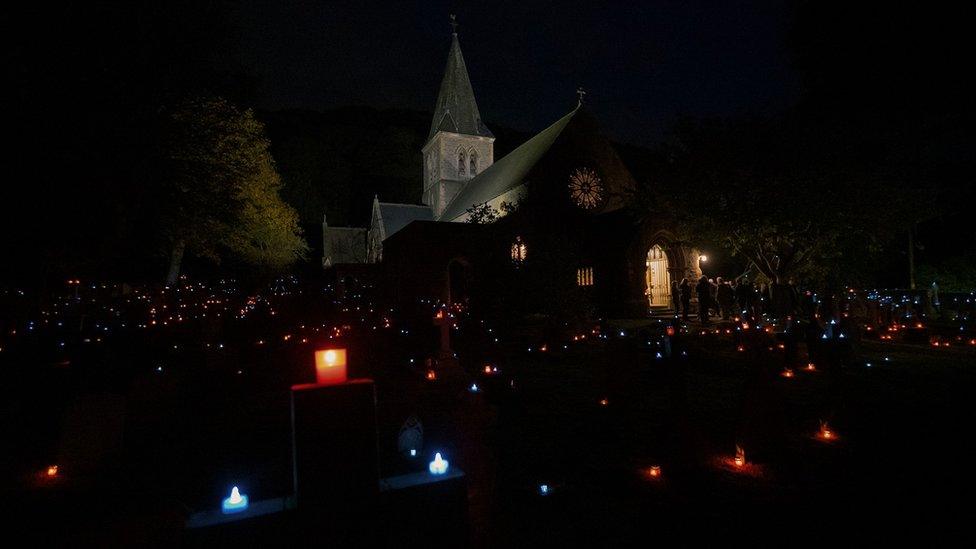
[428,15,493,140]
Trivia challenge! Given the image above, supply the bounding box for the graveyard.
[4,278,974,545]
[7,2,976,546]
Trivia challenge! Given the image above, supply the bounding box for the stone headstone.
[397,415,424,454]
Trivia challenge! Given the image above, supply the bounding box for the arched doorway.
[645,245,671,308]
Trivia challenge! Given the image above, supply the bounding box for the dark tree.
[156,97,307,283]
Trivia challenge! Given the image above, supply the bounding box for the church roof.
[428,33,493,140]
[377,202,434,240]
[438,107,577,221]
[323,226,367,265]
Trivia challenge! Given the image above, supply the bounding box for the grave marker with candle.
[291,350,378,513]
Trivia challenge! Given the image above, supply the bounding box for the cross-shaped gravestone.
[576,87,587,105]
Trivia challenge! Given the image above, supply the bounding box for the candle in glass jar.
[314,349,347,385]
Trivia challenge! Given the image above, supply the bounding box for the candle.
[734,445,746,467]
[221,486,249,514]
[648,465,661,478]
[46,465,59,478]
[314,348,347,385]
[429,452,449,475]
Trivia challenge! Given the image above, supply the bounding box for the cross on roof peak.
[576,87,587,106]
[450,14,458,35]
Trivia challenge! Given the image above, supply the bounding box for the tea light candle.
[429,452,449,475]
[734,446,746,467]
[314,348,347,385]
[221,486,249,514]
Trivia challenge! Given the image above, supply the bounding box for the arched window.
[469,150,478,175]
[458,150,466,176]
[576,267,594,287]
[510,236,527,265]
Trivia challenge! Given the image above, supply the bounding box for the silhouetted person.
[736,276,754,316]
[708,278,719,315]
[787,278,800,316]
[716,277,734,320]
[679,278,691,321]
[671,280,680,315]
[696,276,711,324]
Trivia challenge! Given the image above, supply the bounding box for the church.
[323,25,703,319]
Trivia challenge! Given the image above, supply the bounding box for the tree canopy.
[657,115,924,286]
[156,97,307,283]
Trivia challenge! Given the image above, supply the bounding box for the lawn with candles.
[3,280,975,544]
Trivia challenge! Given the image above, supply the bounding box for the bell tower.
[422,16,494,219]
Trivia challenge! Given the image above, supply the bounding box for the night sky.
[228,1,801,145]
[5,1,974,282]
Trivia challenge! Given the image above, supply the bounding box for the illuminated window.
[568,167,605,209]
[577,267,594,287]
[469,150,478,175]
[458,150,466,176]
[510,236,527,264]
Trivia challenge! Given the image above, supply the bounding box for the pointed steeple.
[428,18,492,140]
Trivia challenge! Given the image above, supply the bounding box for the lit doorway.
[645,245,671,307]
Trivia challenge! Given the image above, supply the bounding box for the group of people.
[672,275,774,323]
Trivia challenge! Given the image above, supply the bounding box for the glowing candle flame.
[222,486,249,514]
[734,445,746,467]
[46,465,58,477]
[314,348,347,385]
[429,452,449,475]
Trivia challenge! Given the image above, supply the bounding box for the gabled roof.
[428,33,493,140]
[438,107,578,221]
[377,202,434,240]
[323,227,367,265]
